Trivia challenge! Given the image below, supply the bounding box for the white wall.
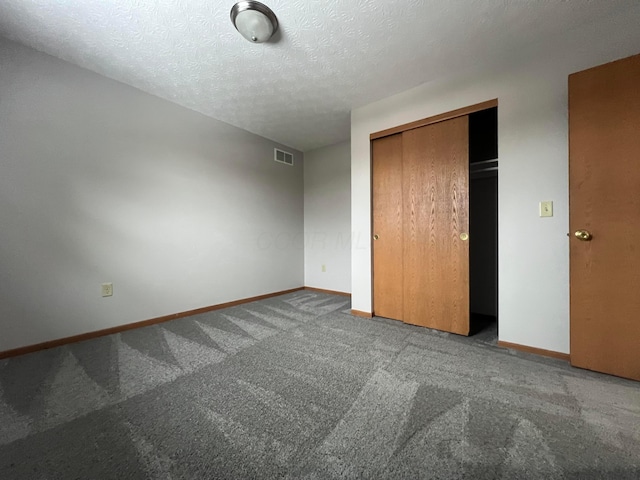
[351,7,640,354]
[304,141,351,293]
[0,38,304,352]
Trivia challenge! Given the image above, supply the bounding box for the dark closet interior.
[468,107,498,341]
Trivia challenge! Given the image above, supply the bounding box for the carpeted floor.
[0,291,639,479]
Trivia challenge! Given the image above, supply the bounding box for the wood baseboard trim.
[304,286,351,297]
[351,310,373,318]
[498,340,570,361]
[0,287,305,360]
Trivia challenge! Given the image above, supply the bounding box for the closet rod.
[470,158,498,166]
[470,166,498,173]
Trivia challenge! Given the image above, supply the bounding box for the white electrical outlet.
[539,201,553,217]
[321,264,326,273]
[101,283,113,297]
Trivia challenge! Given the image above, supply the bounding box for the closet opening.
[468,106,498,343]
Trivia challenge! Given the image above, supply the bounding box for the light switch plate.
[539,201,553,217]
[101,283,113,297]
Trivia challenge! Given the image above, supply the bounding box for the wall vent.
[274,148,294,166]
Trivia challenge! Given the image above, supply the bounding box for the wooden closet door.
[402,117,470,335]
[569,53,640,381]
[372,134,404,320]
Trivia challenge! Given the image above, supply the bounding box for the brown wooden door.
[402,117,470,334]
[372,133,404,321]
[372,117,470,335]
[569,53,640,381]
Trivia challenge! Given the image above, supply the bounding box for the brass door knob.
[460,233,469,241]
[373,234,380,240]
[574,230,593,241]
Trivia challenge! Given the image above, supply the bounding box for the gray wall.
[0,38,304,352]
[304,141,351,293]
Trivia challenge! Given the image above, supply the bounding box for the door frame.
[369,98,498,318]
[370,99,498,141]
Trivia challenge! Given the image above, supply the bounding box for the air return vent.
[274,148,294,166]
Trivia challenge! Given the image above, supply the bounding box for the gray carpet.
[0,291,639,479]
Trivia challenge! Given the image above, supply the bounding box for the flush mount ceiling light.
[230,1,279,43]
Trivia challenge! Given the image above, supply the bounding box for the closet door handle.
[373,234,380,240]
[460,233,469,241]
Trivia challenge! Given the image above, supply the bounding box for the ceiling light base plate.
[231,1,279,43]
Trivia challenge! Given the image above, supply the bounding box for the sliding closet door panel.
[402,117,470,335]
[372,134,403,320]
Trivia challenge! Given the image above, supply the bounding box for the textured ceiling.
[0,1,638,151]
